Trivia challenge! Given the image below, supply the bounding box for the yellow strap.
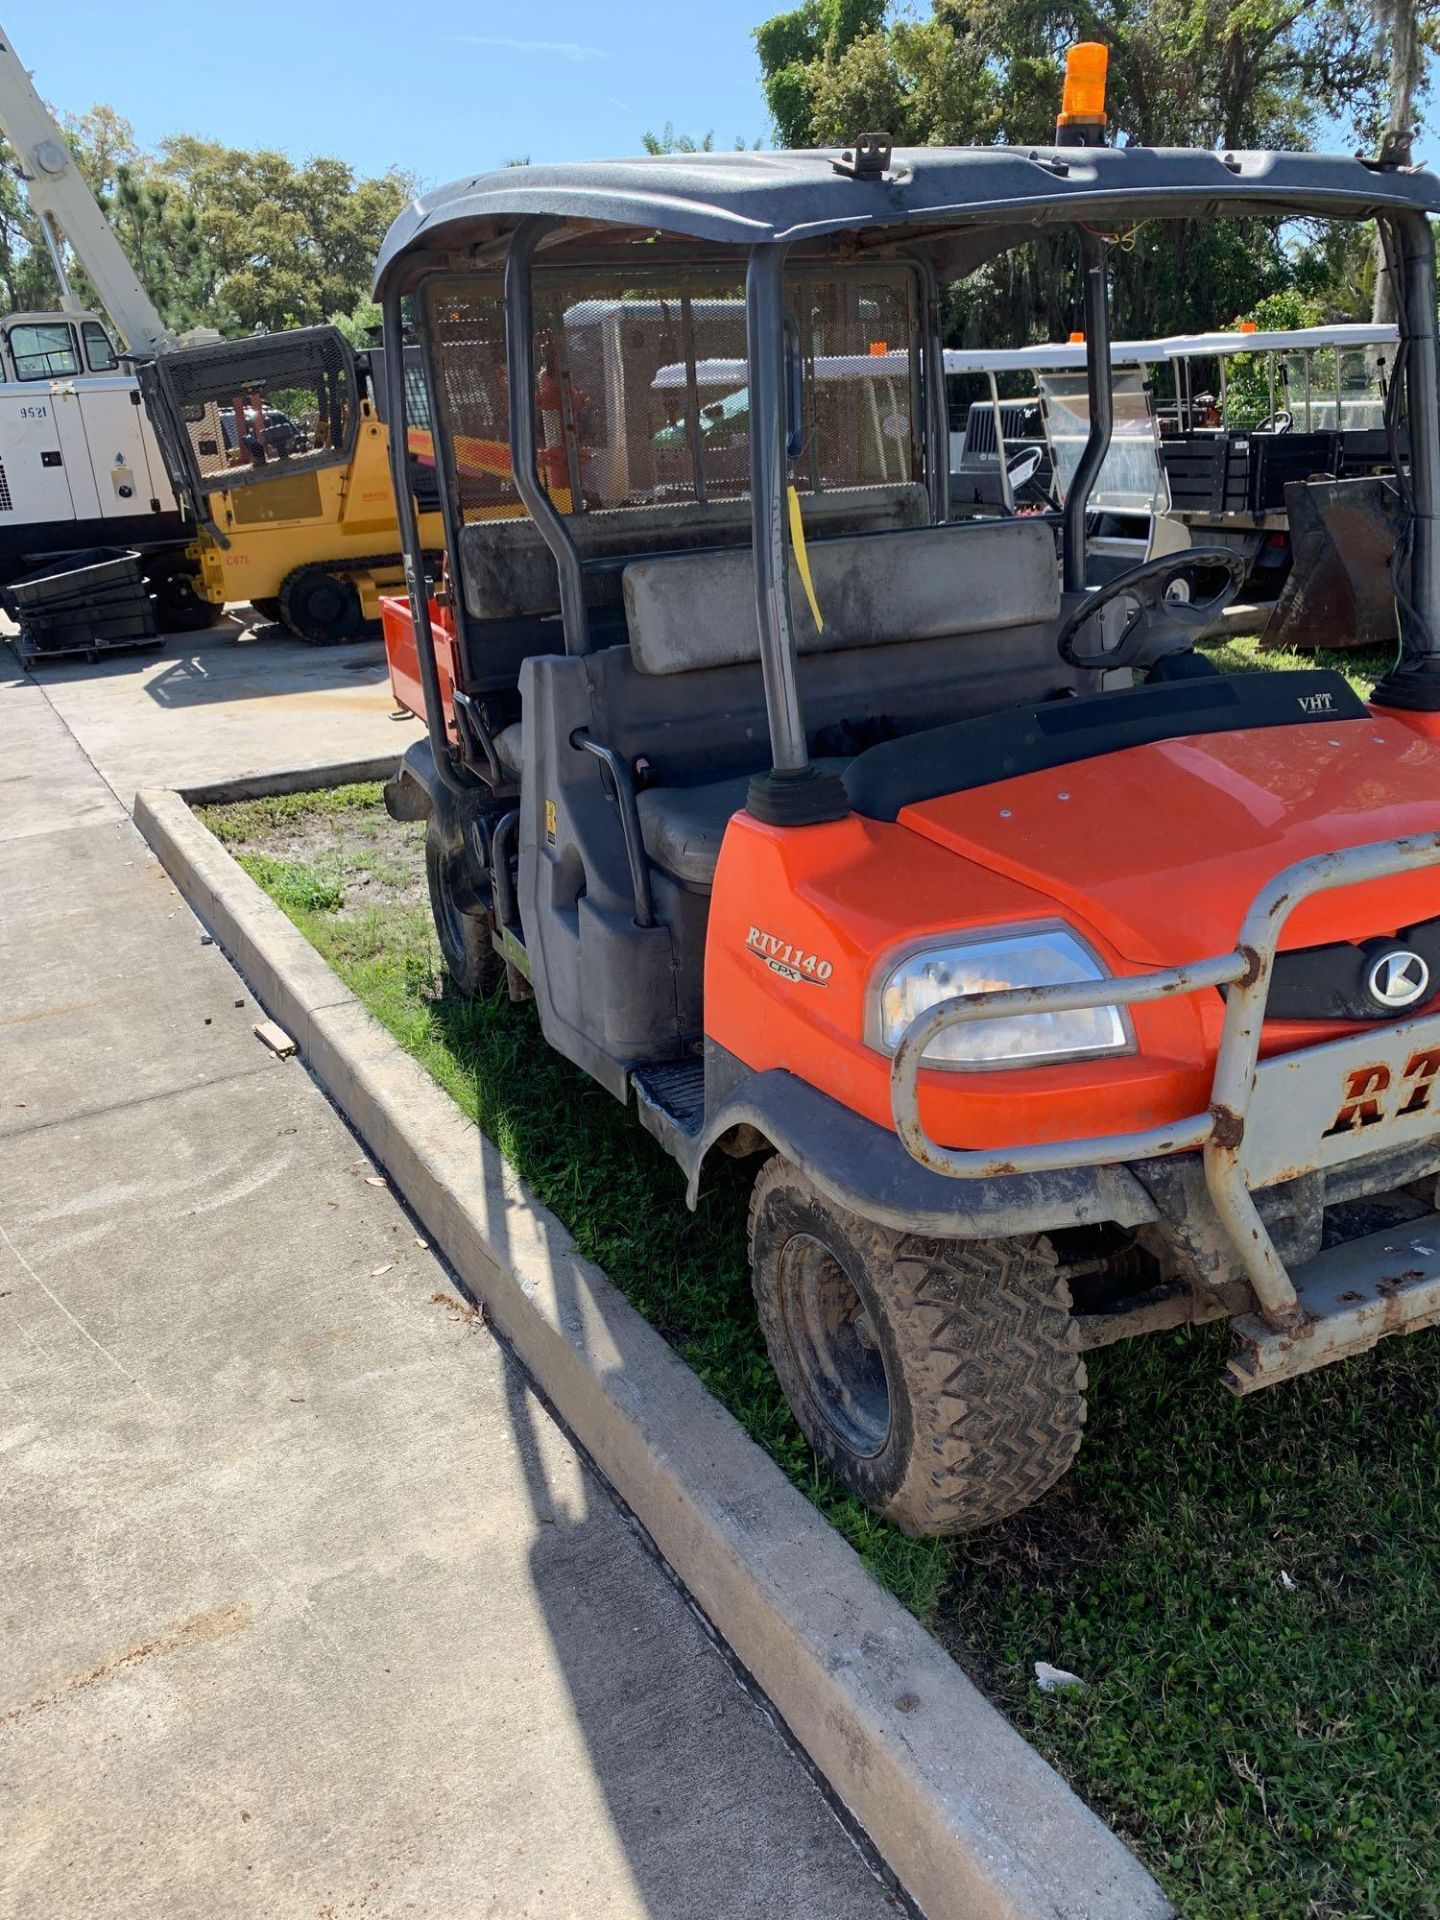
[787,483,824,633]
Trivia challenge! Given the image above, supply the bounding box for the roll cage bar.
[376,150,1440,813]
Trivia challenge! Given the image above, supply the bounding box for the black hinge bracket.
[1360,127,1414,172]
[832,132,892,179]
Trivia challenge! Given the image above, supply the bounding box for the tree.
[150,139,414,334]
[1368,0,1437,320]
[644,123,716,152]
[0,158,59,313]
[757,0,1395,153]
[329,296,382,348]
[641,124,764,153]
[0,103,413,338]
[754,0,888,146]
[752,0,1423,341]
[106,165,218,332]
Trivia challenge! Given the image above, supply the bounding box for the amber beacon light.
[1055,42,1109,146]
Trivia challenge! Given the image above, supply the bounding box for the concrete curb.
[136,784,1175,1920]
[178,755,405,806]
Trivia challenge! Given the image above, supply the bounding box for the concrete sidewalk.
[0,657,895,1919]
[10,608,421,800]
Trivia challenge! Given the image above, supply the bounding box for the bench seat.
[636,759,849,886]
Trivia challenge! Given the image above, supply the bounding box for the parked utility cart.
[375,53,1440,1535]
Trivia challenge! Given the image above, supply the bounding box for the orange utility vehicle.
[374,57,1440,1534]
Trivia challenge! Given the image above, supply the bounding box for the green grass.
[205,782,423,914]
[198,781,387,838]
[200,770,1440,1920]
[234,853,344,915]
[1201,631,1395,696]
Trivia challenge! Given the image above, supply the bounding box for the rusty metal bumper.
[1225,1210,1440,1392]
[890,833,1440,1386]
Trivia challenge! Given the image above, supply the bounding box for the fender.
[384,734,506,916]
[383,737,439,824]
[384,736,495,843]
[669,1051,1159,1241]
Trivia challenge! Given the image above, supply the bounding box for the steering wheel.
[1056,547,1249,672]
[1006,445,1044,489]
[1005,443,1053,507]
[1256,409,1293,434]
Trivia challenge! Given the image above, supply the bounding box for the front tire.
[425,819,503,998]
[747,1156,1086,1535]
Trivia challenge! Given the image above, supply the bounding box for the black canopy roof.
[374,144,1440,293]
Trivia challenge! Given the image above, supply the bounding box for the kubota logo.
[1367,949,1430,1011]
[746,927,833,985]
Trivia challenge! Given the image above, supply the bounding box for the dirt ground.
[200,784,427,918]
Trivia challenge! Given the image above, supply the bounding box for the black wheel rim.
[432,850,466,969]
[779,1234,891,1459]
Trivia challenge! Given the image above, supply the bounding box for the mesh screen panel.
[417,265,922,528]
[659,293,751,504]
[790,273,919,492]
[423,281,518,523]
[154,326,356,496]
[401,357,442,512]
[403,358,430,431]
[355,343,441,514]
[538,286,750,511]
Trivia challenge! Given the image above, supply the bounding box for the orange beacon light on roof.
[1056,42,1109,143]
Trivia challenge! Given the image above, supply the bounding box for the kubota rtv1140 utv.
[374,50,1440,1534]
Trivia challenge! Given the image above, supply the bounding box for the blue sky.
[27,5,1437,182]
[34,2,775,186]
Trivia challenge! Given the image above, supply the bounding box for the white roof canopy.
[651,322,1400,394]
[942,321,1398,376]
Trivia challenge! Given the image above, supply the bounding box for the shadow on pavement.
[424,1019,899,1919]
[11,607,391,710]
[139,639,389,708]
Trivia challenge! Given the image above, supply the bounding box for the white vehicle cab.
[0,308,186,584]
[0,25,217,626]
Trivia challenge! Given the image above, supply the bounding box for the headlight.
[869,925,1133,1069]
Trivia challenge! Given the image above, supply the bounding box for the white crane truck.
[0,27,215,628]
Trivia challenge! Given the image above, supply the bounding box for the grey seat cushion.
[636,776,749,887]
[623,517,1061,676]
[637,758,848,887]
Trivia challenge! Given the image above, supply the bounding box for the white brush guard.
[890,833,1440,1392]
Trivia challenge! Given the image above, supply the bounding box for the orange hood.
[898,718,1440,966]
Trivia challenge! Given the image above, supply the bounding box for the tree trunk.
[1373,0,1421,323]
